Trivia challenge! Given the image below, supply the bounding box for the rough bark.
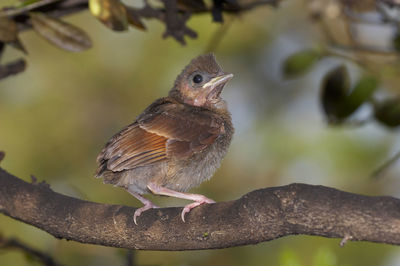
[1,167,400,251]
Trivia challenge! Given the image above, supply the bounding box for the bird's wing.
[138,102,225,158]
[96,101,225,173]
[96,122,168,172]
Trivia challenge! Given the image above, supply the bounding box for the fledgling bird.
[95,54,234,224]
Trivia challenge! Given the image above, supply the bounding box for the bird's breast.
[163,118,233,192]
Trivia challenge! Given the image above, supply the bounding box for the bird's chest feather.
[164,121,233,192]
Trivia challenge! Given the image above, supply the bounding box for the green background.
[1,1,399,265]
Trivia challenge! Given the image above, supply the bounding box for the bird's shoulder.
[137,96,226,137]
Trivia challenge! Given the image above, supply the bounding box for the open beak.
[202,73,234,100]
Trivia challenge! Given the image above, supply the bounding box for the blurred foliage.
[89,0,129,31]
[374,98,400,128]
[279,248,302,266]
[30,12,92,52]
[321,65,351,122]
[0,16,18,42]
[282,49,321,78]
[320,66,377,124]
[0,0,400,265]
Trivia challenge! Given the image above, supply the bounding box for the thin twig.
[126,250,135,266]
[0,236,62,266]
[372,149,400,179]
[205,16,234,53]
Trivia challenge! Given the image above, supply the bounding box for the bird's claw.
[133,203,159,225]
[181,197,216,222]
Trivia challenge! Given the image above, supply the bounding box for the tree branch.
[1,166,400,251]
[3,0,278,32]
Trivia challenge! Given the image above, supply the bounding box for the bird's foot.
[134,202,159,225]
[127,189,159,225]
[147,181,216,222]
[181,196,215,222]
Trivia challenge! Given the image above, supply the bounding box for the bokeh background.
[1,0,400,265]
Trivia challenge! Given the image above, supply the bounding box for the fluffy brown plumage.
[95,54,234,224]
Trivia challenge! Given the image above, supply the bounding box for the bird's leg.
[127,188,159,225]
[147,182,215,222]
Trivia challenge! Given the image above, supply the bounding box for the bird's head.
[169,54,233,110]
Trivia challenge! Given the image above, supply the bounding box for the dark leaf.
[374,98,400,128]
[283,50,320,78]
[161,1,197,45]
[320,65,350,123]
[322,71,378,124]
[125,7,146,31]
[0,58,26,80]
[0,17,18,42]
[0,15,28,54]
[89,0,129,31]
[30,12,92,52]
[393,33,400,52]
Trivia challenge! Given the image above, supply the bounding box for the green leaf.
[344,76,378,115]
[374,98,400,128]
[16,0,43,8]
[321,67,379,124]
[283,50,320,78]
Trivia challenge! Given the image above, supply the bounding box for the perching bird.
[95,53,234,224]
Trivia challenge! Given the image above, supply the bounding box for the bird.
[95,53,234,224]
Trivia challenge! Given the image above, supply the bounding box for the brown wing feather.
[96,99,225,174]
[96,123,168,173]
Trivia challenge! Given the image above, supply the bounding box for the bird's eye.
[192,74,203,84]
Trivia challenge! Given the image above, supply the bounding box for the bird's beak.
[202,73,234,100]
